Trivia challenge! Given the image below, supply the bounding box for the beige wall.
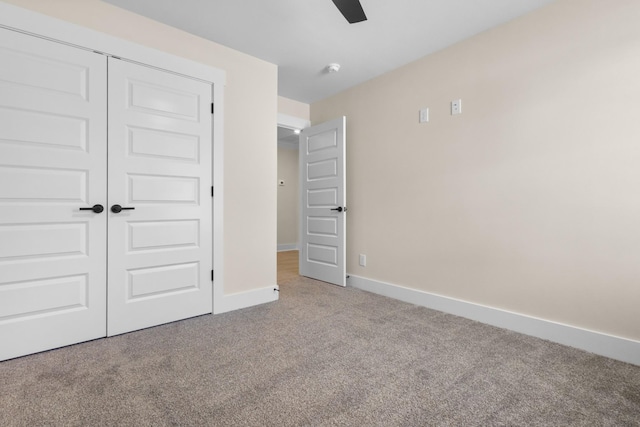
[277,146,299,248]
[278,96,310,121]
[3,0,278,294]
[312,0,640,341]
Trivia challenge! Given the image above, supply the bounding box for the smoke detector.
[327,63,341,73]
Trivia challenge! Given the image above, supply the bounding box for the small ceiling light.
[294,129,301,134]
[327,63,341,73]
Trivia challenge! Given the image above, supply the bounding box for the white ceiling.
[277,126,299,144]
[104,0,556,104]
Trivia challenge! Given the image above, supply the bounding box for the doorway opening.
[276,115,347,287]
[277,125,301,284]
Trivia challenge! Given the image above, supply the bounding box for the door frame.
[0,2,227,314]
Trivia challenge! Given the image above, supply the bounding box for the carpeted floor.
[1,275,639,426]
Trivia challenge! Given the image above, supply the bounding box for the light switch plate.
[451,99,462,115]
[419,108,429,123]
[359,254,366,267]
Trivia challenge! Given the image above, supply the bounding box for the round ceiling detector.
[327,63,341,73]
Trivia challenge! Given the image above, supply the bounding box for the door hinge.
[211,186,214,197]
[211,270,214,281]
[211,103,214,114]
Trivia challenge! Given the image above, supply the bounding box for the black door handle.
[330,207,344,212]
[111,204,135,213]
[79,204,104,213]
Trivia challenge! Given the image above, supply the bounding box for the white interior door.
[0,28,107,360]
[107,58,213,336]
[299,117,346,286]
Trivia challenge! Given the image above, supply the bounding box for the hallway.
[277,250,299,284]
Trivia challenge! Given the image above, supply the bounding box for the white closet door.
[107,58,213,336]
[0,28,107,361]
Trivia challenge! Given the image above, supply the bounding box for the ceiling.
[104,0,556,104]
[277,126,299,144]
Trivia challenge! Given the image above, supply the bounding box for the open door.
[299,117,346,286]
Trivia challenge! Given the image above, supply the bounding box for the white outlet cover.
[451,99,462,115]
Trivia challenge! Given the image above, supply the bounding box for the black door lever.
[111,204,135,213]
[330,207,344,212]
[79,204,104,213]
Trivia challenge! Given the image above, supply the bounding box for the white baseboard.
[214,285,279,315]
[277,244,299,252]
[348,275,640,366]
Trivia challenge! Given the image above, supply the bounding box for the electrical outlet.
[359,254,366,267]
[451,99,462,115]
[419,108,429,123]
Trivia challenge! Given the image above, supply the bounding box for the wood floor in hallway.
[277,250,299,284]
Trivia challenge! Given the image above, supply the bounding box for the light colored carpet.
[1,275,639,426]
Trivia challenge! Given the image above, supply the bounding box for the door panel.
[128,174,200,203]
[128,127,199,161]
[299,117,346,286]
[107,58,212,336]
[0,166,88,200]
[0,222,87,259]
[128,220,200,251]
[0,28,107,361]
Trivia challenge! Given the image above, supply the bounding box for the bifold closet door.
[107,58,213,336]
[0,28,108,361]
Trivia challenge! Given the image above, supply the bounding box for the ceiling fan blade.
[331,0,367,24]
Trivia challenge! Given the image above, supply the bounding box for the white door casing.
[299,117,346,286]
[107,58,213,336]
[0,28,108,360]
